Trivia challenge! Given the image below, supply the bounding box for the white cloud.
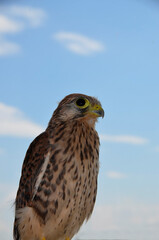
[0,220,8,233]
[155,146,159,152]
[0,148,5,155]
[0,102,44,138]
[0,14,23,33]
[0,5,46,56]
[106,171,127,179]
[76,201,159,240]
[54,32,104,55]
[0,15,22,56]
[100,134,148,145]
[0,184,17,240]
[0,39,20,55]
[9,6,46,27]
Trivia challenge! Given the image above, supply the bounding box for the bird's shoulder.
[16,131,50,208]
[22,131,49,170]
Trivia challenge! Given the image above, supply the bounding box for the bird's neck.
[46,117,96,138]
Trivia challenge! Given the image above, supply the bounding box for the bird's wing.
[15,131,50,209]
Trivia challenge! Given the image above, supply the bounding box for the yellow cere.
[89,104,104,117]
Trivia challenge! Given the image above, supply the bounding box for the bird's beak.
[89,104,104,118]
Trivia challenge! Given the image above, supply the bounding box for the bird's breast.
[33,122,100,239]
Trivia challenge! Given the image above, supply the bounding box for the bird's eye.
[76,98,86,106]
[75,98,89,109]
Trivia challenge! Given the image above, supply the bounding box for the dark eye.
[76,98,86,106]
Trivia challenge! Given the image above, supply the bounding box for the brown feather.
[14,93,103,240]
[15,132,49,209]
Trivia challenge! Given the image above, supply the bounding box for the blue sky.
[0,0,159,239]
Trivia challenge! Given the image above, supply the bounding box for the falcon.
[14,93,104,240]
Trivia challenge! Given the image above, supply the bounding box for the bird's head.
[50,93,104,127]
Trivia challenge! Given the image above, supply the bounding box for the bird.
[13,93,104,240]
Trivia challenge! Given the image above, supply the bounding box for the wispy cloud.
[54,32,105,55]
[155,146,159,152]
[0,38,20,56]
[0,221,8,237]
[106,171,127,179]
[0,14,23,33]
[0,102,44,137]
[9,6,46,27]
[0,5,46,56]
[0,184,17,240]
[77,201,159,239]
[0,148,4,155]
[0,14,22,55]
[100,134,148,145]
